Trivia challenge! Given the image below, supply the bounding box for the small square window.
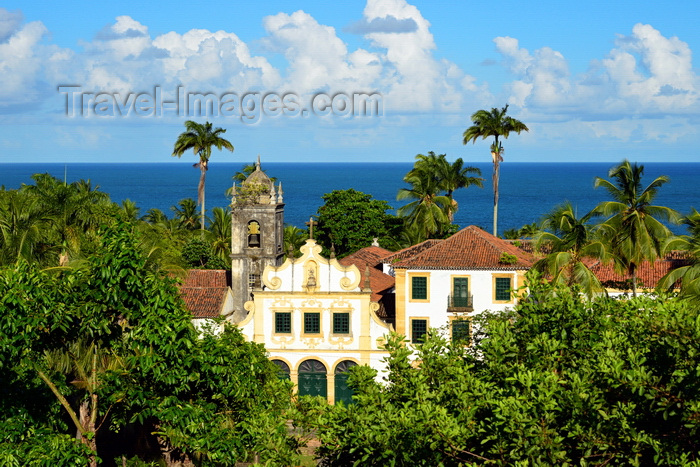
[495,277,512,301]
[411,319,427,344]
[333,313,350,334]
[452,319,470,345]
[411,276,427,300]
[275,312,291,334]
[304,312,320,334]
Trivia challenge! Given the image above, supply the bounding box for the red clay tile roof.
[590,253,691,289]
[392,225,535,270]
[340,247,395,301]
[341,246,393,268]
[178,270,231,318]
[380,239,443,264]
[180,287,229,318]
[181,269,229,287]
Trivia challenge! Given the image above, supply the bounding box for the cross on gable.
[305,217,318,240]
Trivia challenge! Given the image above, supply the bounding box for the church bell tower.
[230,157,285,316]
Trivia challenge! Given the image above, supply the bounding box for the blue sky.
[1,0,699,164]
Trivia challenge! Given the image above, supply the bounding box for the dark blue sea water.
[1,162,698,236]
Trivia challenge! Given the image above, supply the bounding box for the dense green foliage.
[0,223,297,465]
[0,178,233,271]
[181,237,229,269]
[315,189,402,257]
[298,281,700,466]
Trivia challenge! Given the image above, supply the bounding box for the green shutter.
[495,277,512,301]
[304,312,320,334]
[453,277,469,307]
[412,276,427,300]
[412,319,427,343]
[275,312,291,333]
[333,313,350,334]
[452,319,470,344]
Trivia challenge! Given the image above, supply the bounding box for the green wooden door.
[334,361,357,405]
[453,277,469,307]
[298,359,327,398]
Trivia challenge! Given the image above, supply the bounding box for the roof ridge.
[392,225,534,270]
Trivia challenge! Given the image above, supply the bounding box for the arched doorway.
[271,359,290,381]
[297,359,327,398]
[334,360,357,405]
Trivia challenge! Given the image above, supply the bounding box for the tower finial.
[256,154,261,170]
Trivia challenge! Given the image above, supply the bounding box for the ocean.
[1,162,698,236]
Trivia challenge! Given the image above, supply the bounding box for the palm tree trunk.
[493,159,499,237]
[491,136,501,237]
[79,397,98,467]
[630,263,637,297]
[198,164,207,233]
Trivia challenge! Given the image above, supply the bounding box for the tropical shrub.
[298,281,700,466]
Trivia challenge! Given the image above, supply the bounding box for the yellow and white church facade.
[237,238,392,403]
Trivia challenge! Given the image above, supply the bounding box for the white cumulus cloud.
[495,24,700,118]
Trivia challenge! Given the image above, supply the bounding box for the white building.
[237,239,393,403]
[383,226,534,345]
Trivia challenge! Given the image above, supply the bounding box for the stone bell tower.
[230,157,285,316]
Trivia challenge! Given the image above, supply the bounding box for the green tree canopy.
[0,223,296,465]
[299,281,700,466]
[315,189,401,258]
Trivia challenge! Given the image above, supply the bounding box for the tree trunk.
[79,398,98,467]
[198,163,207,234]
[493,158,499,237]
[36,369,97,466]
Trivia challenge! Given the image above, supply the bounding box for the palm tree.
[141,208,168,224]
[397,152,482,240]
[207,206,232,263]
[533,202,607,298]
[22,174,110,266]
[171,198,199,231]
[439,157,483,219]
[503,223,539,240]
[119,199,140,222]
[283,225,309,259]
[463,104,529,236]
[409,152,483,222]
[0,190,53,266]
[41,339,124,466]
[233,160,277,183]
[594,160,680,296]
[172,121,234,232]
[657,209,700,301]
[397,168,451,242]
